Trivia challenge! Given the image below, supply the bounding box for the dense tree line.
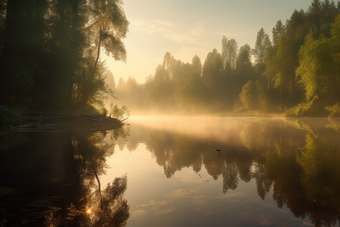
[0,0,128,112]
[115,0,340,116]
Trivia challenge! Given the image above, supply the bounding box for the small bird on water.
[213,147,236,156]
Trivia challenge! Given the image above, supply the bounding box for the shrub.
[325,103,340,118]
[285,95,324,117]
[0,106,25,128]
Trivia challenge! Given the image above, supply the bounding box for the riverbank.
[1,110,124,133]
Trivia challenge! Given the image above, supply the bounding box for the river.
[1,116,340,227]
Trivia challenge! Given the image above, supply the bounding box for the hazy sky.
[102,0,313,84]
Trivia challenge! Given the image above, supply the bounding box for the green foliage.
[0,106,26,128]
[2,0,340,116]
[110,104,130,119]
[297,34,336,101]
[148,65,174,109]
[272,20,286,46]
[325,103,340,118]
[174,74,206,113]
[0,0,128,113]
[252,28,272,65]
[257,85,281,112]
[221,36,238,69]
[285,95,326,117]
[239,80,259,110]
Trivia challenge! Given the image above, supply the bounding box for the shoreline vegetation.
[0,107,125,133]
[112,0,340,118]
[1,106,339,133]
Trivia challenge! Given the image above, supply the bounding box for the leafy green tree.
[88,0,129,71]
[235,44,252,75]
[296,31,339,101]
[148,65,174,110]
[252,28,272,73]
[221,36,238,70]
[272,20,286,46]
[307,0,323,30]
[110,104,130,119]
[274,36,301,104]
[191,55,202,77]
[263,20,285,90]
[202,49,223,99]
[239,80,259,110]
[174,72,206,113]
[73,0,129,110]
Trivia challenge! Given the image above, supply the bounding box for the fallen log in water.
[11,113,125,132]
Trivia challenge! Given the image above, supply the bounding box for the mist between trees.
[2,0,340,117]
[113,0,340,117]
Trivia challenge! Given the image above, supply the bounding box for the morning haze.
[1,1,340,227]
[108,0,340,117]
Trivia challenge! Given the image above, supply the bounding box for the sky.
[102,0,313,84]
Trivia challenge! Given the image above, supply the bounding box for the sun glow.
[86,209,92,214]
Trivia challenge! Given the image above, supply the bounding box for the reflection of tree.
[297,133,340,211]
[239,123,262,151]
[131,118,340,226]
[0,127,130,226]
[239,120,283,152]
[222,161,239,193]
[202,152,224,181]
[252,163,273,199]
[236,158,252,182]
[145,129,205,178]
[326,119,340,132]
[82,175,130,227]
[264,131,340,227]
[286,119,318,139]
[72,128,130,226]
[74,132,113,186]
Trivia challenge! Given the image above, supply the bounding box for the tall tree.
[73,0,129,109]
[235,44,252,73]
[0,0,38,106]
[192,55,202,77]
[272,20,286,46]
[307,0,322,30]
[221,36,238,70]
[239,80,259,110]
[88,0,129,71]
[202,49,223,91]
[297,15,340,101]
[37,0,85,110]
[252,28,272,66]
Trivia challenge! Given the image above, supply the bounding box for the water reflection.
[125,117,340,226]
[2,117,340,226]
[0,127,130,226]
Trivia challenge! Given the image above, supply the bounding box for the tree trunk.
[93,168,103,210]
[93,27,102,76]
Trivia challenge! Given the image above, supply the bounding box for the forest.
[0,0,128,115]
[114,0,340,117]
[1,0,340,118]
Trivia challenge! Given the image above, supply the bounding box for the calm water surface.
[1,117,340,227]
